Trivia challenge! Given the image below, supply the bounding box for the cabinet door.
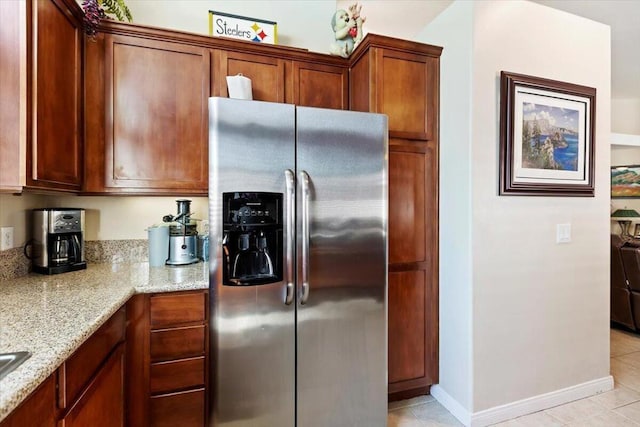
[59,308,125,409]
[0,375,56,427]
[0,1,24,192]
[387,142,438,395]
[104,35,209,192]
[59,344,125,427]
[292,61,348,109]
[374,49,438,141]
[28,0,83,191]
[213,50,286,102]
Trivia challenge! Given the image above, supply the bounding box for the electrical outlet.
[1,227,14,250]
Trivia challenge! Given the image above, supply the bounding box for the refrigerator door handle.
[300,170,311,305]
[284,169,295,305]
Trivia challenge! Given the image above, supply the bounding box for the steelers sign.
[209,11,278,45]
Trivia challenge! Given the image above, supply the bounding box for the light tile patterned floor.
[387,328,640,426]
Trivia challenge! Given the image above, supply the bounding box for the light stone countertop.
[0,261,209,422]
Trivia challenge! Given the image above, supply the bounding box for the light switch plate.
[556,223,571,244]
[1,226,14,250]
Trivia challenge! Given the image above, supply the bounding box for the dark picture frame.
[499,71,596,196]
[612,165,640,198]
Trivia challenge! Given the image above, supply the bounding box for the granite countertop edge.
[0,261,209,422]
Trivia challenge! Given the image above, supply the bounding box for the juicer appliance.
[163,199,199,265]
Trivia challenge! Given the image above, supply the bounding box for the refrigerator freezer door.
[209,98,296,427]
[296,107,388,426]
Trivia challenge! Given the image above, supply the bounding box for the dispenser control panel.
[224,192,280,227]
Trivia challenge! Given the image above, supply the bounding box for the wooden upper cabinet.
[376,50,435,140]
[28,0,83,191]
[0,1,24,192]
[350,37,442,141]
[213,50,286,103]
[292,62,348,110]
[102,35,209,193]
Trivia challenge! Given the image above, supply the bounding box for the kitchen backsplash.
[0,239,148,281]
[84,239,148,264]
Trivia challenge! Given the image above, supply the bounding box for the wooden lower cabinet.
[0,307,125,427]
[127,290,209,427]
[58,308,126,426]
[387,142,439,399]
[59,344,125,427]
[0,375,57,427]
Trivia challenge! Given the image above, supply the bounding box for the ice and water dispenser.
[222,192,283,286]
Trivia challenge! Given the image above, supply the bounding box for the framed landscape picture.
[499,71,596,196]
[612,165,640,198]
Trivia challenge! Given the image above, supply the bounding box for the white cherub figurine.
[329,3,366,58]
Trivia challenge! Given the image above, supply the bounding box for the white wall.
[471,0,610,414]
[125,0,336,54]
[417,0,474,413]
[336,0,452,41]
[0,193,47,247]
[612,98,640,134]
[420,0,611,422]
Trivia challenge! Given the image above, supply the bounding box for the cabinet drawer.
[59,307,125,408]
[150,389,205,427]
[150,292,205,329]
[150,325,205,362]
[150,356,205,395]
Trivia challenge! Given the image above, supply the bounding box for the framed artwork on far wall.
[612,165,640,198]
[499,71,596,196]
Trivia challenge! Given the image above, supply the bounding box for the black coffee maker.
[222,192,282,286]
[30,208,86,274]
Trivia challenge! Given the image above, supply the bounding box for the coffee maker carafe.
[31,208,87,274]
[163,199,199,266]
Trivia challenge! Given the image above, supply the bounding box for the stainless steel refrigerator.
[208,97,388,427]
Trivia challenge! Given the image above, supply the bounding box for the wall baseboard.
[432,375,614,427]
[431,384,471,425]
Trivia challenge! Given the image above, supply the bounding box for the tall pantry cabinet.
[350,35,442,400]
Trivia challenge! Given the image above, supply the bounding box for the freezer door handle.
[284,169,295,305]
[300,170,311,305]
